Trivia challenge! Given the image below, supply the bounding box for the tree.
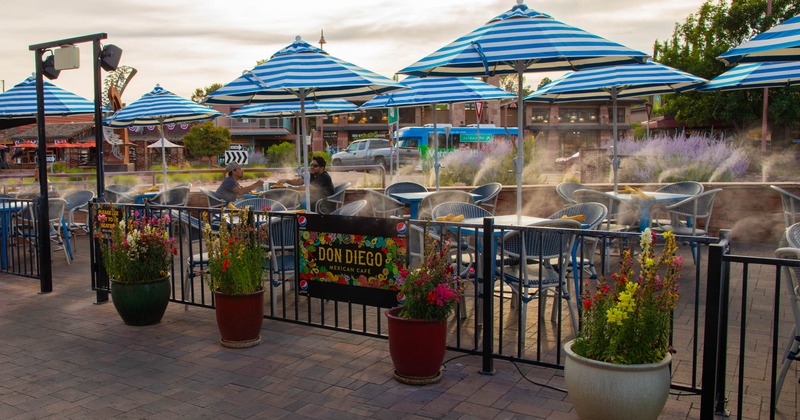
[653,0,800,131]
[190,83,223,104]
[183,121,231,167]
[499,75,534,97]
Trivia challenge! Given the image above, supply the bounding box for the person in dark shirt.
[279,156,334,211]
[216,162,264,204]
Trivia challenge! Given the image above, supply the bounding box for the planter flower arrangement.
[95,210,177,326]
[386,234,465,384]
[395,235,466,321]
[202,208,268,348]
[565,228,682,420]
[96,211,176,283]
[202,207,267,295]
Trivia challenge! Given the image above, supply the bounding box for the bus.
[394,124,518,159]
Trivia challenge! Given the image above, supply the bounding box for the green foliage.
[397,234,465,321]
[436,136,543,186]
[190,83,222,103]
[51,162,67,173]
[654,0,800,130]
[266,142,297,167]
[202,208,265,295]
[95,212,176,284]
[572,230,681,364]
[183,121,231,166]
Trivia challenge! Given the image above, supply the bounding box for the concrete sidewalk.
[0,234,791,419]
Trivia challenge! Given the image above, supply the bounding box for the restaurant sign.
[297,213,407,307]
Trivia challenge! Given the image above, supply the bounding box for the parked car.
[556,151,580,169]
[331,138,419,168]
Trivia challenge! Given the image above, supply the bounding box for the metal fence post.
[700,231,730,418]
[480,217,495,375]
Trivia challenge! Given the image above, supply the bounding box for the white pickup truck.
[330,138,419,168]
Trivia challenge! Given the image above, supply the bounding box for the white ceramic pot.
[564,340,672,420]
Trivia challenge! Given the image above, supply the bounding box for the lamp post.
[29,33,120,298]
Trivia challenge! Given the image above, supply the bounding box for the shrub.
[266,142,296,167]
[616,132,749,183]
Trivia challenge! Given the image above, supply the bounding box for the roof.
[10,122,94,140]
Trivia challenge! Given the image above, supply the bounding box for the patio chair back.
[232,198,287,213]
[62,189,95,248]
[430,202,492,221]
[773,226,800,397]
[419,190,474,220]
[258,188,302,210]
[199,188,226,208]
[365,189,405,218]
[771,185,800,229]
[384,181,427,196]
[315,182,351,214]
[556,182,588,206]
[470,183,502,214]
[148,186,191,206]
[656,181,704,196]
[330,199,367,216]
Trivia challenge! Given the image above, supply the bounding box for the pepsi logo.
[298,216,307,227]
[396,222,407,234]
[299,280,309,291]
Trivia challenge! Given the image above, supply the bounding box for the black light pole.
[32,48,52,293]
[29,33,115,297]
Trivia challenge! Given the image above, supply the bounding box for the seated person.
[279,156,334,210]
[215,162,264,204]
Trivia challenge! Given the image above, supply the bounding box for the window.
[558,108,599,124]
[369,140,389,149]
[531,108,550,124]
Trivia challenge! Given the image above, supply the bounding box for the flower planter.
[110,277,171,326]
[213,288,265,348]
[564,340,672,420]
[385,307,446,385]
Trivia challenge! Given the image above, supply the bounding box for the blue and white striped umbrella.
[360,77,514,189]
[698,61,800,91]
[0,76,95,118]
[206,37,403,105]
[398,0,648,216]
[104,85,222,127]
[229,99,357,118]
[718,15,800,66]
[359,77,514,109]
[207,36,404,209]
[104,85,222,189]
[526,62,707,191]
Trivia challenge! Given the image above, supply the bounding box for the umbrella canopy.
[228,99,357,118]
[398,0,648,215]
[718,15,800,66]
[104,85,222,189]
[0,76,96,119]
[698,61,800,91]
[361,76,515,189]
[207,37,404,209]
[526,62,707,191]
[147,138,183,149]
[11,142,38,148]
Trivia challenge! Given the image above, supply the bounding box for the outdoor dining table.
[390,191,480,219]
[610,191,691,231]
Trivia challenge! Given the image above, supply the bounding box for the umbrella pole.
[295,117,302,172]
[158,122,168,190]
[300,91,311,211]
[516,68,524,219]
[432,103,439,191]
[611,89,619,193]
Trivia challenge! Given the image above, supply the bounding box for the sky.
[0,0,710,104]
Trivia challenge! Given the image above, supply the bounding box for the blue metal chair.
[470,183,502,214]
[548,202,608,281]
[384,181,427,196]
[329,199,367,216]
[774,222,800,397]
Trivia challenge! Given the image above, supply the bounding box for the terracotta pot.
[213,288,265,348]
[385,307,446,385]
[110,277,170,326]
[564,339,672,420]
